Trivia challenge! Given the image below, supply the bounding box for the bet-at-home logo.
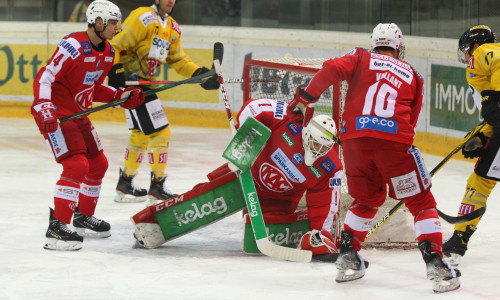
[174,197,228,226]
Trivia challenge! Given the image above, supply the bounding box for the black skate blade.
[312,253,339,263]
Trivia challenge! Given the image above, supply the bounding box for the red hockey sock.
[78,179,101,216]
[414,208,443,256]
[53,179,80,224]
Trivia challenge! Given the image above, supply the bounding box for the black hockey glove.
[480,90,500,126]
[193,67,220,90]
[462,131,487,159]
[108,63,126,88]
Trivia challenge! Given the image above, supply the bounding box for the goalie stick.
[214,58,312,263]
[60,42,224,123]
[364,123,488,241]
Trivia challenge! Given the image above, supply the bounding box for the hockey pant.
[342,138,443,255]
[123,126,171,179]
[44,118,108,223]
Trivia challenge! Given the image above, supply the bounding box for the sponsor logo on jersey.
[286,121,302,136]
[329,177,341,188]
[105,56,113,62]
[391,170,421,199]
[59,39,81,59]
[75,85,94,110]
[309,165,322,179]
[83,70,104,85]
[468,72,476,78]
[109,44,115,55]
[356,116,398,134]
[140,12,158,27]
[468,55,475,69]
[171,20,181,35]
[292,153,303,164]
[274,100,285,119]
[259,163,293,192]
[173,196,228,226]
[281,132,294,146]
[84,57,96,62]
[369,53,413,84]
[408,146,431,189]
[340,120,346,134]
[319,157,335,174]
[270,148,306,183]
[159,153,168,163]
[48,126,68,158]
[80,41,91,56]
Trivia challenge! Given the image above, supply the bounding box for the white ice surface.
[1,118,499,299]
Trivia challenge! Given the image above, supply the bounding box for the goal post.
[242,57,417,249]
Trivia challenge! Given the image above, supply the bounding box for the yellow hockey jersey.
[110,5,200,81]
[466,43,500,136]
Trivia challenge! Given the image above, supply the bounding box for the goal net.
[242,58,416,248]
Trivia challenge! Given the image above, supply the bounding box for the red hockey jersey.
[306,47,424,145]
[32,31,117,117]
[236,98,343,231]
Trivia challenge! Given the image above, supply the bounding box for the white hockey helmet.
[302,115,337,166]
[86,0,122,26]
[371,23,405,59]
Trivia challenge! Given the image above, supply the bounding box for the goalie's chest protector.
[250,120,334,197]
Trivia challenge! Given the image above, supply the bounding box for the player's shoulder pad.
[410,65,424,82]
[136,7,158,28]
[170,17,182,35]
[58,34,82,59]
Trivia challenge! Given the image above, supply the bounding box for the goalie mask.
[457,25,497,64]
[302,115,337,166]
[86,0,122,26]
[371,23,405,59]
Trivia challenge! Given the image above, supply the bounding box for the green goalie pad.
[222,117,271,171]
[242,210,310,254]
[131,170,246,247]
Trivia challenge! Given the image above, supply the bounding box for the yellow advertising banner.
[0,44,218,103]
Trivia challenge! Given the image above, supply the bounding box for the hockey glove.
[480,90,500,126]
[287,86,318,125]
[108,63,126,88]
[297,229,338,256]
[32,100,58,134]
[114,87,145,109]
[462,131,488,159]
[193,67,220,90]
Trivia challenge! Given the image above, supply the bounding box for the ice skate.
[44,208,83,251]
[73,207,111,238]
[114,168,148,203]
[443,225,476,267]
[419,240,461,293]
[335,231,369,282]
[147,172,178,206]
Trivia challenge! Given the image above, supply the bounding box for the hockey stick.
[125,77,280,85]
[214,59,312,263]
[364,123,488,241]
[60,43,224,123]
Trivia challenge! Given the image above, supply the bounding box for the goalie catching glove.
[192,67,220,90]
[297,229,338,256]
[113,87,145,109]
[287,86,318,125]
